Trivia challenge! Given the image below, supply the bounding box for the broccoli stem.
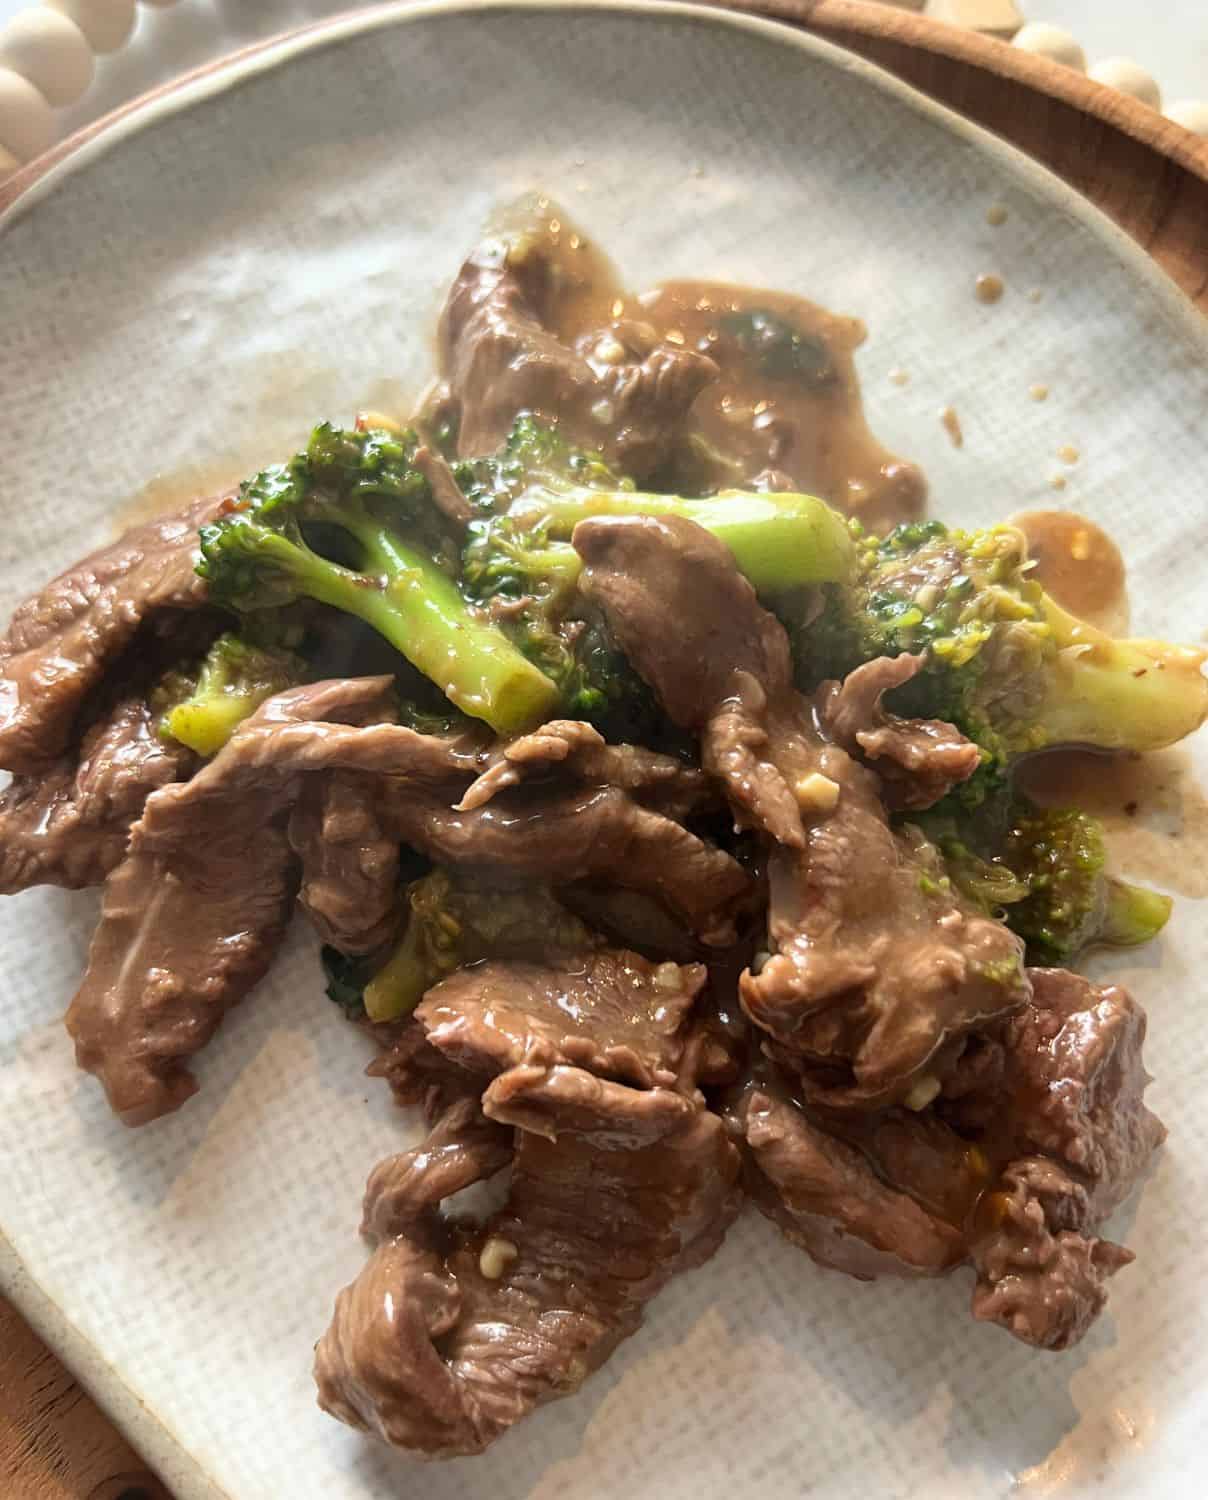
[261,523,561,736]
[1101,877,1173,948]
[1034,595,1208,753]
[516,488,856,592]
[362,916,429,1022]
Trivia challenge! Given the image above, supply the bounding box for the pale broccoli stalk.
[1030,593,1208,754]
[198,423,561,736]
[160,633,306,756]
[500,485,858,594]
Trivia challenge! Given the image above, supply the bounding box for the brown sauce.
[940,406,964,449]
[112,460,248,534]
[986,204,1009,227]
[1017,748,1208,899]
[1009,509,1128,633]
[975,274,1004,305]
[629,280,926,529]
[513,207,927,532]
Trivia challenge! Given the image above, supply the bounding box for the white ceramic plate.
[2,4,1207,1498]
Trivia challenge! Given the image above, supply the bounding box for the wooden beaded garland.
[45,0,137,57]
[0,63,54,164]
[0,9,94,108]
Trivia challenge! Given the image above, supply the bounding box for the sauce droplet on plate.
[975,274,1004,304]
[1009,508,1127,632]
[1029,383,1049,402]
[986,203,1009,226]
[940,406,964,448]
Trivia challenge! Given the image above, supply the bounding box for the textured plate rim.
[2,3,1208,1496]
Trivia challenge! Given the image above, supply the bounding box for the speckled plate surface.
[2,4,1207,1498]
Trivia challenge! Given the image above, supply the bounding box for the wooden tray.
[2,4,1205,1496]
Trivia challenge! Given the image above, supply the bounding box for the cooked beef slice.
[574,513,1028,1109]
[817,653,981,811]
[438,233,716,478]
[969,1158,1133,1351]
[967,968,1165,1349]
[361,1094,513,1243]
[366,1018,476,1123]
[0,494,223,774]
[65,678,398,1125]
[0,696,194,893]
[289,772,401,954]
[996,968,1166,1219]
[417,952,704,1090]
[383,781,749,944]
[457,718,712,822]
[409,443,473,529]
[315,1074,740,1458]
[733,1083,966,1278]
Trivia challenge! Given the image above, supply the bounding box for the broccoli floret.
[197,421,561,736]
[157,632,306,756]
[459,418,857,738]
[797,518,1208,792]
[350,868,597,1022]
[919,793,1171,963]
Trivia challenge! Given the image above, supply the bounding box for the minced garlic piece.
[479,1237,519,1280]
[794,772,840,814]
[904,1074,942,1112]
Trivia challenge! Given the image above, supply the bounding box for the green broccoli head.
[158,632,307,756]
[197,420,561,736]
[798,518,1208,796]
[919,793,1171,963]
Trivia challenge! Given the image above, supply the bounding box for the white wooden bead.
[924,0,1022,35]
[1089,57,1161,111]
[0,66,54,163]
[0,9,93,108]
[1012,22,1086,73]
[1165,99,1208,138]
[46,0,137,56]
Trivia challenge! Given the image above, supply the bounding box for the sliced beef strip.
[732,1083,967,1279]
[366,1018,475,1125]
[361,1093,513,1244]
[574,514,1028,1110]
[382,780,749,945]
[0,494,224,774]
[969,1157,1133,1351]
[967,968,1165,1349]
[438,233,717,480]
[995,967,1166,1220]
[315,1073,740,1458]
[417,951,705,1091]
[0,696,195,894]
[65,677,398,1126]
[289,772,401,955]
[817,653,982,811]
[409,444,473,530]
[457,718,713,822]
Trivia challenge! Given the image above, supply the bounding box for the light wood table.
[1,3,1206,1495]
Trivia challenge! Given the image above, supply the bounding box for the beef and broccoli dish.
[1,203,1204,1459]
